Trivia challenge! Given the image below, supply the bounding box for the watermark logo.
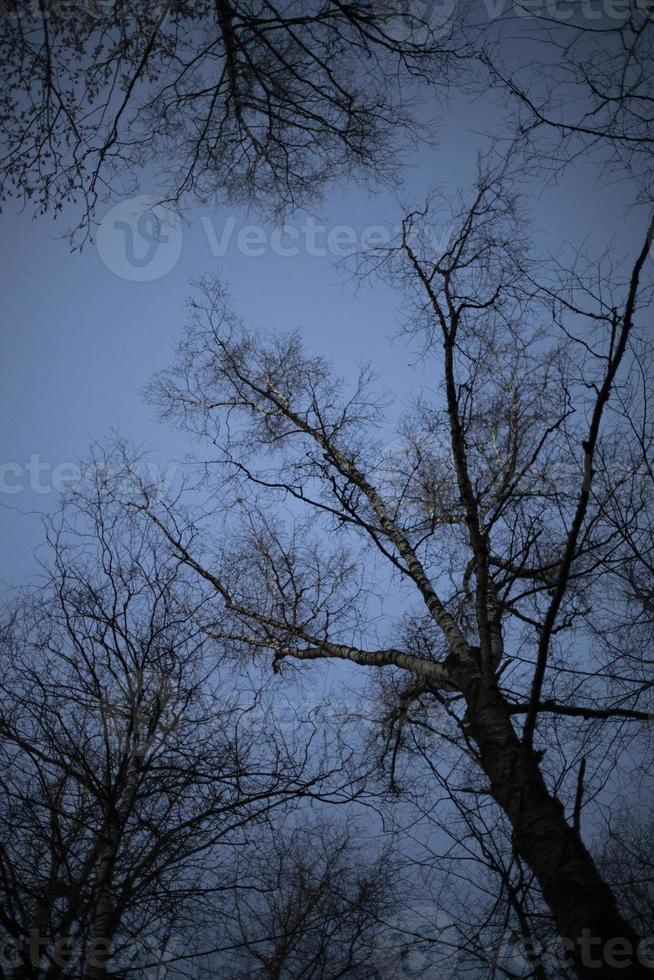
[0,1,166,24]
[376,0,457,44]
[479,0,654,25]
[0,455,80,496]
[93,196,452,279]
[96,196,183,282]
[0,930,175,977]
[374,903,460,978]
[0,455,182,497]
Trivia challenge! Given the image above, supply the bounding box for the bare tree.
[215,821,396,979]
[0,0,459,239]
[365,666,564,978]
[595,810,654,942]
[0,462,366,979]
[143,153,654,975]
[475,0,654,201]
[2,4,653,979]
[3,0,652,240]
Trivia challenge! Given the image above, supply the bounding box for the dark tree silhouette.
[0,465,369,978]
[0,0,458,239]
[220,822,396,978]
[143,163,654,976]
[477,1,654,201]
[1,3,653,978]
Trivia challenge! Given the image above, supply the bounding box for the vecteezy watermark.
[0,1,166,23]
[372,919,654,979]
[1,929,172,976]
[517,932,654,974]
[0,455,182,497]
[96,195,183,282]
[0,455,81,495]
[96,196,452,282]
[255,685,421,742]
[1,931,86,973]
[198,215,400,260]
[469,926,654,976]
[482,0,653,23]
[375,0,458,44]
[373,903,460,979]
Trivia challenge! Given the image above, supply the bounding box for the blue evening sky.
[0,82,645,591]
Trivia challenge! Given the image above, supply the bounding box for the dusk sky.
[1,5,653,978]
[1,81,643,590]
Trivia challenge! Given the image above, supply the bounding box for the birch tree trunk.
[459,666,653,980]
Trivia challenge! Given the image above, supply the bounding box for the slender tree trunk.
[86,839,115,980]
[85,742,140,978]
[459,669,654,980]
